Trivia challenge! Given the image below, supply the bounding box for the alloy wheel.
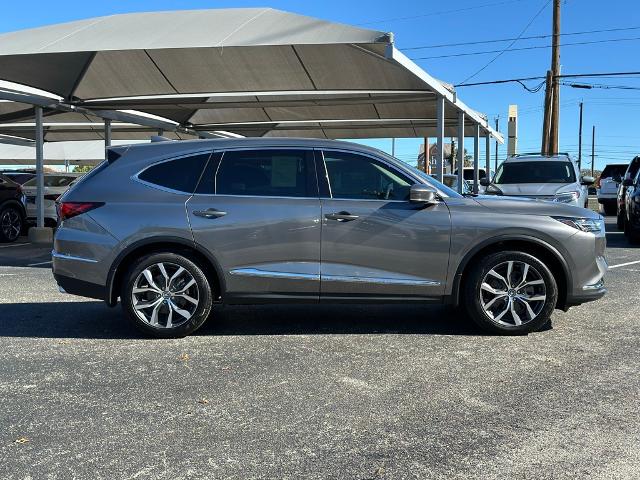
[479,260,547,327]
[1,209,21,241]
[131,262,199,329]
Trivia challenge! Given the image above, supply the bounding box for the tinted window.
[216,150,315,198]
[138,153,211,193]
[24,175,79,187]
[600,164,627,179]
[323,151,412,200]
[494,161,576,184]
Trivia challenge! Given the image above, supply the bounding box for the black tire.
[121,252,213,338]
[625,218,640,244]
[463,251,558,335]
[0,205,23,243]
[602,203,616,216]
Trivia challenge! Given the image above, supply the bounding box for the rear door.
[187,148,321,302]
[317,149,451,300]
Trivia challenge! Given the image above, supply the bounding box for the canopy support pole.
[104,119,112,148]
[457,111,464,194]
[35,106,44,229]
[485,133,491,181]
[436,95,445,183]
[473,124,480,194]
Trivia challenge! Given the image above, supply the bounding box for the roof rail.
[508,152,571,158]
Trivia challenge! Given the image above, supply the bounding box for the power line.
[458,0,552,85]
[411,35,640,60]
[357,0,530,26]
[402,25,640,50]
[454,71,640,87]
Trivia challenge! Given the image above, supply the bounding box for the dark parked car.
[617,156,640,230]
[622,167,640,243]
[53,138,607,338]
[0,173,26,242]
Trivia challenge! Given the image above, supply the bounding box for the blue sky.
[1,0,638,171]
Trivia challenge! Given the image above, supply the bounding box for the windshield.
[494,161,576,184]
[600,164,627,179]
[24,175,79,187]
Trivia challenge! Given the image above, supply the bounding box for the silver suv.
[53,138,607,337]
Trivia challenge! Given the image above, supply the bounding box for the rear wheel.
[121,253,213,338]
[464,251,558,335]
[0,205,23,243]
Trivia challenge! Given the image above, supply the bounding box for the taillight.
[57,202,104,221]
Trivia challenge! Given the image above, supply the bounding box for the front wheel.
[463,251,558,335]
[121,253,213,338]
[0,205,23,243]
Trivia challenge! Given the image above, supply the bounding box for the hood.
[492,183,578,196]
[472,195,599,218]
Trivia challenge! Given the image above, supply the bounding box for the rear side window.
[215,149,316,198]
[138,153,211,193]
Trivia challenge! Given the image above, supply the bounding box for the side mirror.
[479,178,491,187]
[623,178,634,187]
[580,176,595,186]
[410,184,437,204]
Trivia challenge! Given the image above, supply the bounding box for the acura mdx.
[53,139,607,337]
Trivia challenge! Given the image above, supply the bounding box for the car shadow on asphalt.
[0,302,487,339]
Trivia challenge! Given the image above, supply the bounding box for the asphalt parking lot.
[0,216,638,479]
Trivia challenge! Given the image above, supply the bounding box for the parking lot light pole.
[473,124,480,194]
[457,110,464,194]
[35,106,44,229]
[436,95,445,183]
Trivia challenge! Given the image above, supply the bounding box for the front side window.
[494,161,576,184]
[322,151,412,201]
[216,149,315,198]
[138,152,211,193]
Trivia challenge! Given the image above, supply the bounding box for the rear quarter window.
[138,152,211,193]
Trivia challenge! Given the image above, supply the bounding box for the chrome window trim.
[132,149,214,195]
[52,250,98,264]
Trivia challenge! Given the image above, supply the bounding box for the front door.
[187,148,321,302]
[318,150,451,300]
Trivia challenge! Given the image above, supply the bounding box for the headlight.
[553,191,580,203]
[485,184,503,195]
[553,216,604,233]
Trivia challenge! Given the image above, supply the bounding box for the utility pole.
[549,0,561,154]
[495,117,499,172]
[591,125,595,177]
[391,138,395,157]
[578,101,583,171]
[423,137,428,173]
[542,0,561,155]
[542,70,553,154]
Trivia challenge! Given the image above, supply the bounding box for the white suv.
[482,153,594,208]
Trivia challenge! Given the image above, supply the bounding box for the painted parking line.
[28,260,52,267]
[609,260,640,269]
[0,243,30,249]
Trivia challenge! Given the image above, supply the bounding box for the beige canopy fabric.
[0,8,501,142]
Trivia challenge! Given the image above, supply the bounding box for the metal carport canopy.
[0,8,501,140]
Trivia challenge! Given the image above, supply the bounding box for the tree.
[73,165,93,173]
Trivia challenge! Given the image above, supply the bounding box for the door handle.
[325,211,359,222]
[192,208,227,219]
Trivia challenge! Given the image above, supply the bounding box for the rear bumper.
[54,273,107,301]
